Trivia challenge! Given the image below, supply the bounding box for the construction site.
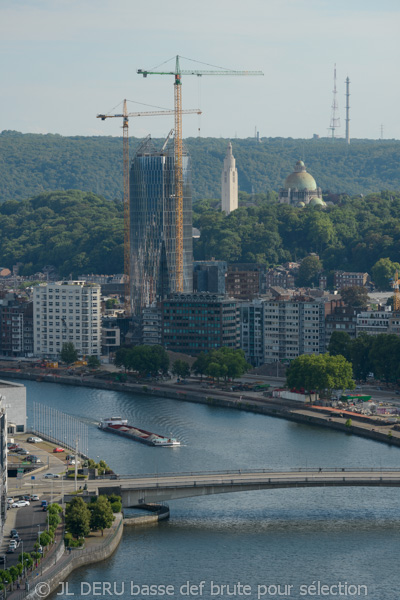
[97,55,263,318]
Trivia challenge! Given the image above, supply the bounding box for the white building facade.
[33,281,101,358]
[221,142,238,215]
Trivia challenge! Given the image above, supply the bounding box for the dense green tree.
[89,495,115,536]
[286,353,354,396]
[328,331,352,361]
[296,256,323,287]
[349,333,374,381]
[60,342,78,364]
[191,352,208,380]
[114,345,169,376]
[172,360,191,379]
[87,355,101,369]
[340,286,369,309]
[368,334,400,383]
[371,258,400,290]
[65,497,91,539]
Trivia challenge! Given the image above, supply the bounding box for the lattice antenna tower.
[329,64,340,139]
[345,76,350,145]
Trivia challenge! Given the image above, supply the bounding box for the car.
[10,529,18,537]
[11,500,29,508]
[22,495,31,501]
[69,460,80,465]
[7,498,14,505]
[18,449,30,456]
[31,494,40,501]
[8,540,18,548]
[27,436,43,443]
[7,443,19,450]
[43,473,55,479]
[53,447,64,453]
[41,500,48,508]
[6,547,15,554]
[53,474,61,478]
[0,556,6,564]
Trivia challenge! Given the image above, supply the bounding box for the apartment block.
[0,294,33,357]
[264,296,341,362]
[356,310,391,337]
[334,271,370,290]
[239,299,264,367]
[162,293,238,355]
[325,306,357,345]
[33,281,101,358]
[226,264,267,299]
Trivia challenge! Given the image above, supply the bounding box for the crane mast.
[96,101,201,312]
[138,56,263,293]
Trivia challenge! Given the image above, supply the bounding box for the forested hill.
[1,130,399,203]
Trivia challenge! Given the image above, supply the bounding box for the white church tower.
[221,142,238,215]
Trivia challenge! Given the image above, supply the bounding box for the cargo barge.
[99,417,181,447]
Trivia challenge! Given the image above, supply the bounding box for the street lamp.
[20,541,24,577]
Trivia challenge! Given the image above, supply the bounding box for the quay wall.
[1,370,399,450]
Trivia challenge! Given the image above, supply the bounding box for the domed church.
[279,160,325,207]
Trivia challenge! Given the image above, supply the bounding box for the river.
[19,380,400,599]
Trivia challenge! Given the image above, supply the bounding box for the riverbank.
[1,368,400,450]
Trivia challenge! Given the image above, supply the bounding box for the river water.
[19,380,400,599]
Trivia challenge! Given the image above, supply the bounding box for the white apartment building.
[263,297,339,363]
[33,281,101,358]
[356,310,391,337]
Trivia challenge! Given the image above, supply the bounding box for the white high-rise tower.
[221,142,238,215]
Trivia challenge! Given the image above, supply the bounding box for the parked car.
[69,460,80,465]
[11,500,30,508]
[6,547,15,554]
[8,540,18,548]
[18,449,30,456]
[7,498,14,505]
[53,447,64,453]
[31,494,40,501]
[27,437,43,443]
[41,500,48,508]
[22,495,31,501]
[0,556,6,563]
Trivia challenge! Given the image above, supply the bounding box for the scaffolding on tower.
[138,55,263,291]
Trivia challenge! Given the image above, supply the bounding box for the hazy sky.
[1,0,399,140]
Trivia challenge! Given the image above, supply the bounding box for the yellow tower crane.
[96,100,201,315]
[392,270,400,312]
[138,56,264,291]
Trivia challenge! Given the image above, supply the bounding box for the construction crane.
[96,100,201,315]
[392,271,400,312]
[138,56,263,292]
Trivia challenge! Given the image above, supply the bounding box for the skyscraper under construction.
[129,136,193,316]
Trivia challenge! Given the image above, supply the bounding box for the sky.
[1,0,399,140]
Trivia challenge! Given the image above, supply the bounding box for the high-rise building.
[162,293,239,355]
[129,137,193,316]
[33,281,101,358]
[221,142,238,215]
[193,261,227,294]
[0,294,33,357]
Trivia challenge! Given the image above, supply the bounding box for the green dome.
[284,160,317,191]
[309,197,326,207]
[297,201,306,208]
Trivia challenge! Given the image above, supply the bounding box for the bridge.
[96,468,400,507]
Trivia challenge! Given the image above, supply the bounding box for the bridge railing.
[115,466,400,480]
